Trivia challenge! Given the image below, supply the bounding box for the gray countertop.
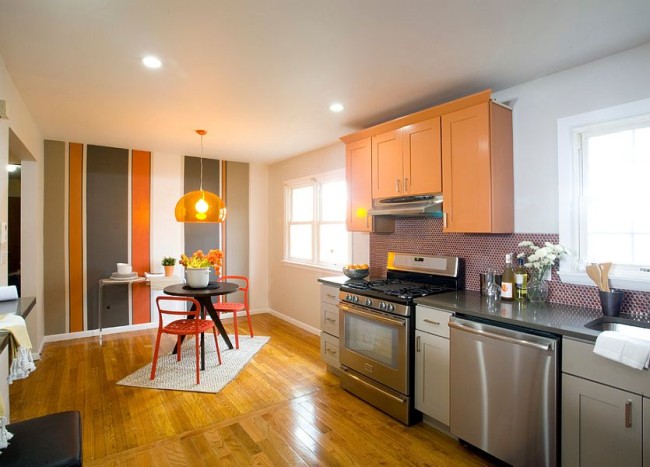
[0,297,36,353]
[414,291,613,341]
[318,276,638,342]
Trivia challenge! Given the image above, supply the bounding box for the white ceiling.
[1,0,650,164]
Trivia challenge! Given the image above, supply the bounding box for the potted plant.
[161,257,176,277]
[179,249,224,288]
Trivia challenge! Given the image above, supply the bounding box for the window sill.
[281,260,342,276]
[558,271,650,293]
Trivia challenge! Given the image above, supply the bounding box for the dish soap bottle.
[501,253,515,301]
[515,257,528,301]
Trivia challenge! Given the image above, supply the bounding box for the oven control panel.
[339,291,410,316]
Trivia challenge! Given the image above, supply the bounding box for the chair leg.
[150,331,163,380]
[195,332,200,385]
[176,336,182,361]
[212,328,221,365]
[245,310,254,338]
[233,311,239,349]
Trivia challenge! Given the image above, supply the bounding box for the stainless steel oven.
[339,301,409,393]
[337,252,462,425]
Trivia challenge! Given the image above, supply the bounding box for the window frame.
[283,169,351,271]
[558,97,650,292]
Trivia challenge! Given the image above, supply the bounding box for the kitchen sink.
[585,316,650,338]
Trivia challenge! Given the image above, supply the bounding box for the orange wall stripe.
[131,150,151,324]
[68,143,84,332]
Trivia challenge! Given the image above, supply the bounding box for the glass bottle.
[501,253,515,301]
[515,257,528,300]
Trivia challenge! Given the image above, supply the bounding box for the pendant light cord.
[199,133,204,191]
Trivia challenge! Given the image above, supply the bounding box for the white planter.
[185,267,210,288]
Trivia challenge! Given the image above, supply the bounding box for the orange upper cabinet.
[441,101,513,233]
[371,117,442,199]
[346,138,394,232]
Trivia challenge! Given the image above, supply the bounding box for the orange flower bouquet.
[180,249,224,275]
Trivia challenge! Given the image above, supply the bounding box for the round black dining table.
[163,281,239,369]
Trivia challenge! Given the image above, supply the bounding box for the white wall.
[267,143,347,329]
[248,163,269,311]
[493,42,650,233]
[0,55,44,352]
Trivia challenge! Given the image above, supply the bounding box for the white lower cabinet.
[319,284,340,371]
[561,337,650,466]
[414,305,451,425]
[562,373,642,466]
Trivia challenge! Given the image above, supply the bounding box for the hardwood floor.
[10,313,495,466]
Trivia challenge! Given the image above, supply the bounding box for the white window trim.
[558,97,650,292]
[284,169,351,271]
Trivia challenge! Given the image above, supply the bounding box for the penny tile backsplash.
[369,217,650,315]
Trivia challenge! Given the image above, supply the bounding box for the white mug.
[117,263,132,274]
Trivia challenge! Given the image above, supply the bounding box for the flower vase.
[528,279,549,302]
[185,267,210,288]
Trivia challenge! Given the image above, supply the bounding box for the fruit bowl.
[343,267,370,279]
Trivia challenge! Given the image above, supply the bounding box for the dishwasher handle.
[449,319,554,352]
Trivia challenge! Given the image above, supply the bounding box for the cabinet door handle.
[326,348,337,355]
[443,212,448,228]
[395,178,401,193]
[404,177,409,193]
[423,319,441,326]
[416,335,421,352]
[366,214,369,228]
[326,294,336,299]
[625,400,632,428]
[325,317,336,323]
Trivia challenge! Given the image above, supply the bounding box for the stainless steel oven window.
[344,311,398,367]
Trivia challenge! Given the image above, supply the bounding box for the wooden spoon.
[586,264,603,291]
[599,262,612,292]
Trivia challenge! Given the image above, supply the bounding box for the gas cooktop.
[340,253,463,304]
[343,278,450,300]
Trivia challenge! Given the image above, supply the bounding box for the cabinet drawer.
[320,285,339,306]
[563,337,650,396]
[320,332,340,368]
[415,306,451,338]
[321,303,339,337]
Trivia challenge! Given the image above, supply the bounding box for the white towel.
[594,330,650,370]
[593,331,626,361]
[0,314,36,383]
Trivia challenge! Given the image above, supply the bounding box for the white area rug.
[117,334,270,393]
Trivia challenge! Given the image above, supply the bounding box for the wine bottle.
[515,257,528,300]
[501,253,515,301]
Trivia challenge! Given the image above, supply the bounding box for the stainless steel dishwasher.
[449,315,559,467]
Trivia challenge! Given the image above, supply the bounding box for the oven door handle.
[339,303,406,327]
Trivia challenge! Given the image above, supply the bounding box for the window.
[285,170,350,269]
[558,97,650,291]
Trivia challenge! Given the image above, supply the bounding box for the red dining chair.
[214,275,252,349]
[150,296,221,384]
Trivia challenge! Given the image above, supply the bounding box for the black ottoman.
[1,411,82,466]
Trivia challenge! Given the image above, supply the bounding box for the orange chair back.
[218,275,249,305]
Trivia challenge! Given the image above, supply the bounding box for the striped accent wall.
[42,142,249,336]
[131,150,151,324]
[68,142,84,332]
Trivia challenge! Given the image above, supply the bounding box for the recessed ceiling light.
[142,55,162,69]
[329,102,344,113]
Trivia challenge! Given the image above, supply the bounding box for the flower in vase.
[517,241,569,282]
[179,249,224,275]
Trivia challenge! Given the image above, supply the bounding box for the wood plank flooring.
[10,313,496,466]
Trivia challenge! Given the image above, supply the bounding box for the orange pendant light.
[174,130,227,223]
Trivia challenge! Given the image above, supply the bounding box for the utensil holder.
[599,289,624,317]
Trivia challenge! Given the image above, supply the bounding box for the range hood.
[368,194,443,217]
